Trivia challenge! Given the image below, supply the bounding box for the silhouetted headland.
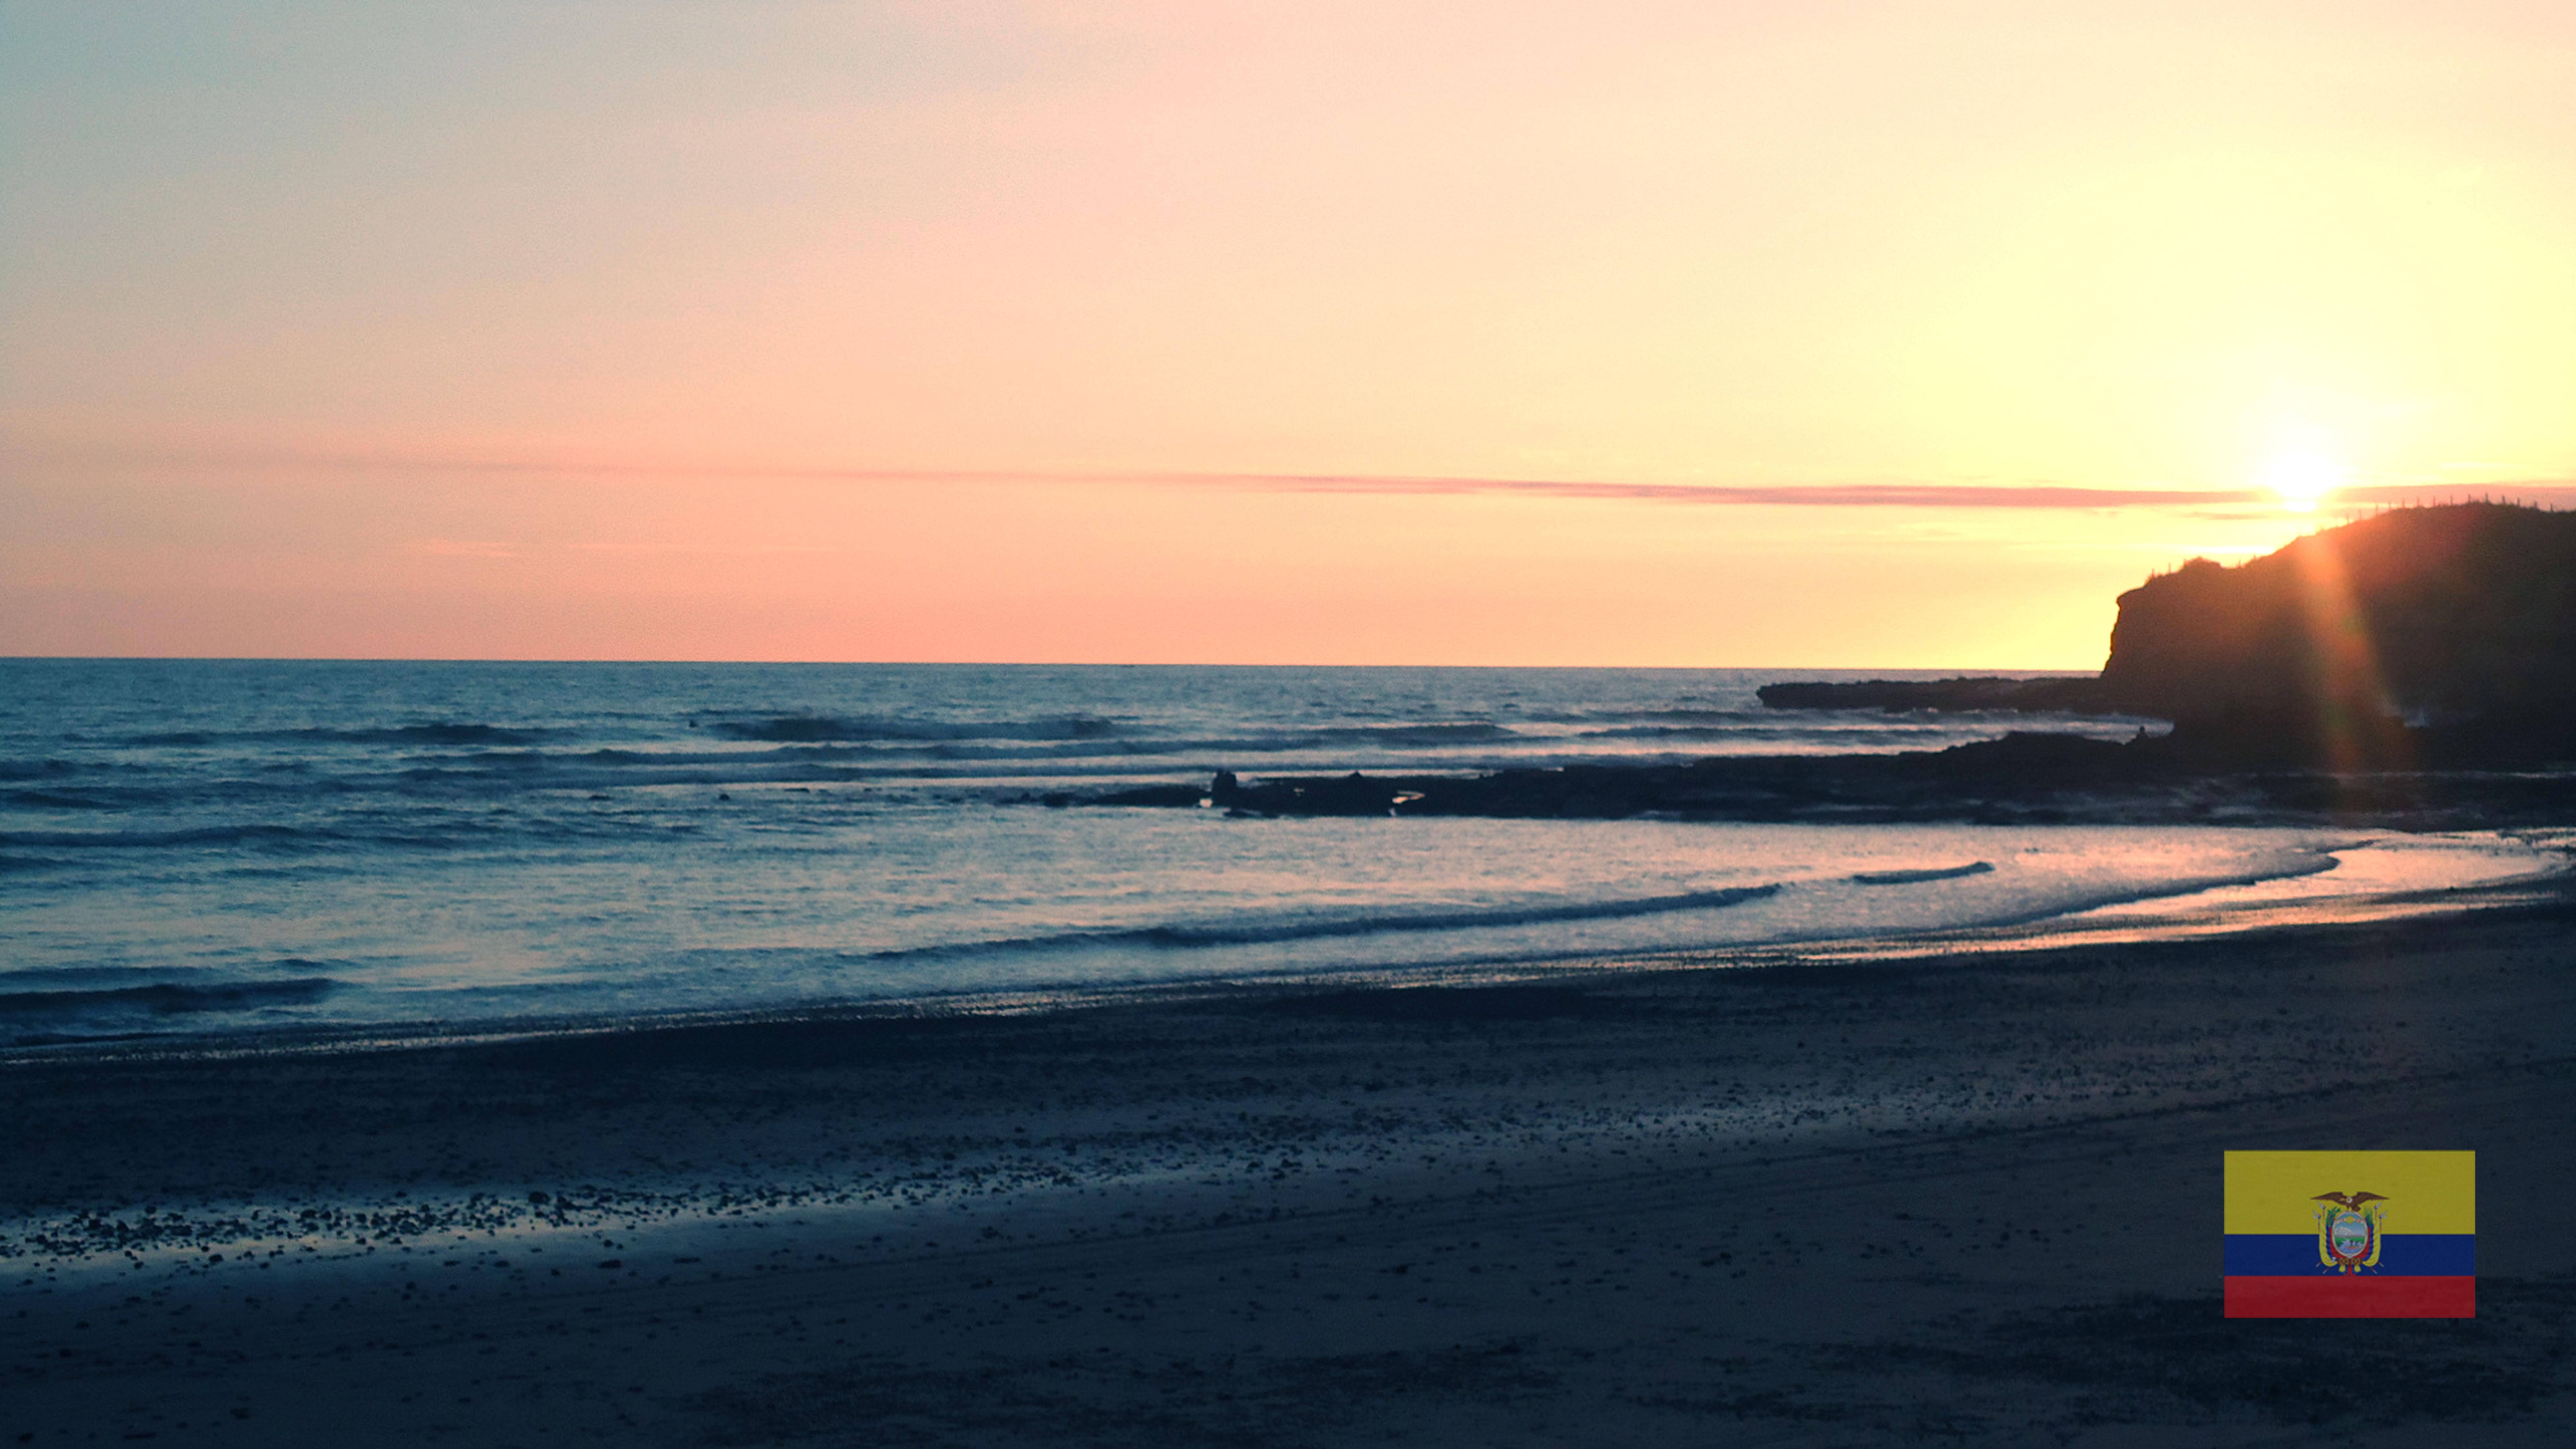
[2098,501,2576,767]
[1096,504,2576,825]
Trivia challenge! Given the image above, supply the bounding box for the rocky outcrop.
[1755,677,2108,713]
[1190,733,2165,820]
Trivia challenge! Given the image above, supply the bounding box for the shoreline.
[9,831,2564,1068]
[8,897,2576,1444]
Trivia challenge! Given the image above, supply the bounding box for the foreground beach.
[8,896,2576,1446]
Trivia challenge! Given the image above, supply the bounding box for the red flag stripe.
[2224,1275,2475,1318]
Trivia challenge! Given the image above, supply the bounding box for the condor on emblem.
[2313,1190,2387,1274]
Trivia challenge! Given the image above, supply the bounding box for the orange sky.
[7,2,2576,664]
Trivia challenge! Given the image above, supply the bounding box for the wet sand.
[7,898,2576,1446]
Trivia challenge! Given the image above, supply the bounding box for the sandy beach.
[8,895,2576,1447]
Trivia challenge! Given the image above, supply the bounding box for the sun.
[2255,440,2348,514]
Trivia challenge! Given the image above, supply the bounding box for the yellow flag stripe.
[2224,1151,2475,1234]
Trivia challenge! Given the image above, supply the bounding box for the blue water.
[0,660,2548,1050]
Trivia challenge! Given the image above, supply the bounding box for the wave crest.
[1851,862,1997,886]
[0,977,339,1017]
[709,714,1123,743]
[856,882,1785,967]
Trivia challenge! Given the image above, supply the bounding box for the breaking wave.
[854,882,1786,965]
[1852,862,1997,886]
[708,714,1123,743]
[0,977,340,1017]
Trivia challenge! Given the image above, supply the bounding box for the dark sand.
[8,898,2576,1446]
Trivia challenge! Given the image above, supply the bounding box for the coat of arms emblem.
[2312,1190,2388,1273]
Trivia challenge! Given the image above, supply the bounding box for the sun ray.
[2286,527,2407,775]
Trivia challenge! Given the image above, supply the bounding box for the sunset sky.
[7,1,2576,665]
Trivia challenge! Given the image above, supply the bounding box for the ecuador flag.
[2223,1151,2475,1318]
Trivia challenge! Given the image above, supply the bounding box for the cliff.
[2099,503,2576,765]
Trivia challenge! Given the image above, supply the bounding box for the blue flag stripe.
[2223,1233,2476,1276]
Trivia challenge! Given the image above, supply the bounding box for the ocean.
[1,659,2559,1052]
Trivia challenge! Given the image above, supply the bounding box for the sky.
[6,1,2576,666]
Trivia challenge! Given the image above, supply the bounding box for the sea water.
[0,660,2557,1050]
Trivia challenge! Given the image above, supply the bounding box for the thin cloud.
[1180,473,2576,510]
[30,437,2576,511]
[1219,474,2258,508]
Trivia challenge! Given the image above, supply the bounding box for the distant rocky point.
[1753,676,2108,714]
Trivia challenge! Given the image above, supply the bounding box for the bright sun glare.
[2256,442,2348,515]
